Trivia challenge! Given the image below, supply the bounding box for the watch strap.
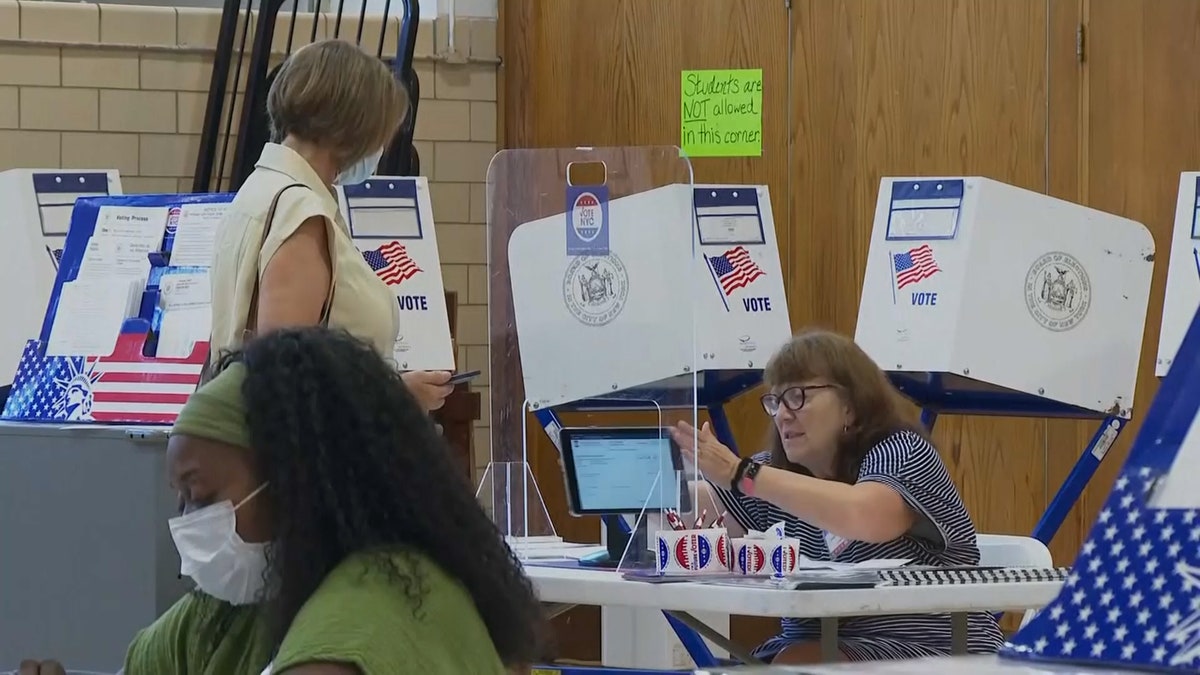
[731,457,759,497]
[739,461,761,497]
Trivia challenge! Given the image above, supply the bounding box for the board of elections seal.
[1024,251,1091,332]
[563,254,629,327]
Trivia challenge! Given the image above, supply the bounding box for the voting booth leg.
[920,408,1125,546]
[1032,415,1126,544]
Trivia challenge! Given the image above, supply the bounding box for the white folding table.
[523,547,1063,665]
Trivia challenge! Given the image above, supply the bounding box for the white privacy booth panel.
[693,185,793,371]
[337,176,455,371]
[509,184,792,408]
[856,177,1154,417]
[0,169,122,388]
[1155,171,1200,377]
[509,183,698,408]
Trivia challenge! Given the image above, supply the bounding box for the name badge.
[824,531,850,558]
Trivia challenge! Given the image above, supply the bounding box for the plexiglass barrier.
[477,147,701,571]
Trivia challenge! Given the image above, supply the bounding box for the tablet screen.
[561,427,690,515]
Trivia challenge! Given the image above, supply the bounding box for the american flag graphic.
[1001,466,1200,670]
[48,247,64,268]
[362,241,421,286]
[2,334,206,425]
[709,246,765,296]
[893,244,940,289]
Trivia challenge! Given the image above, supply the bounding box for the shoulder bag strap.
[200,182,336,383]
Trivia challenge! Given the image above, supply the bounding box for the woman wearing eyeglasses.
[670,329,1003,665]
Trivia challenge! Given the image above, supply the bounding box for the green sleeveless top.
[124,552,507,674]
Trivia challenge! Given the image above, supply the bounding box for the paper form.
[46,278,142,357]
[77,206,169,280]
[791,558,911,572]
[156,271,212,359]
[170,203,228,267]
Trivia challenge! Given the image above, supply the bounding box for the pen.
[713,511,727,529]
[665,509,686,531]
[694,508,708,529]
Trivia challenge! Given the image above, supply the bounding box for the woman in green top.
[20,327,545,675]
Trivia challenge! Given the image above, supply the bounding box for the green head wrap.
[171,362,252,449]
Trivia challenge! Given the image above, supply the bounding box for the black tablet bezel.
[558,426,693,517]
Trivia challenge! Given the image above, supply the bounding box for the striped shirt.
[708,430,1004,662]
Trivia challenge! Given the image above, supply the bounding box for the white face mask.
[334,148,384,186]
[169,483,269,605]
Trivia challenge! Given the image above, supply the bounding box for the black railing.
[193,0,422,193]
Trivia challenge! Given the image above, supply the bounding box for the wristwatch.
[731,458,762,497]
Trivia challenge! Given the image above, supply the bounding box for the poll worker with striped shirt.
[670,329,1004,665]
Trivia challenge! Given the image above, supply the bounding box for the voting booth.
[477,146,792,670]
[1001,301,1200,672]
[0,169,123,393]
[336,176,455,371]
[1155,172,1200,378]
[855,177,1155,545]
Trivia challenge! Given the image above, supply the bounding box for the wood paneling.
[1063,0,1200,540]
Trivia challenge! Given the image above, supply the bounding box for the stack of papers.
[46,205,168,357]
[155,270,211,359]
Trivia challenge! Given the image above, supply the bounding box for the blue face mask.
[335,148,384,186]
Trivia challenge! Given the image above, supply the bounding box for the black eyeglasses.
[760,385,837,416]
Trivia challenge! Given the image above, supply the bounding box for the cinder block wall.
[0,0,497,476]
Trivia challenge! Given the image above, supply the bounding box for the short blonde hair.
[267,39,407,167]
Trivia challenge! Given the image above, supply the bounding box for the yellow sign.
[681,68,764,158]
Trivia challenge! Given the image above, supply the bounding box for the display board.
[0,169,123,389]
[1155,172,1200,377]
[2,193,233,425]
[337,176,455,371]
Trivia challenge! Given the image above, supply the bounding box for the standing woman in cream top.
[208,39,452,411]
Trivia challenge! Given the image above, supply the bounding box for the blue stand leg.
[664,612,719,668]
[1032,415,1125,545]
[707,404,741,456]
[920,408,939,432]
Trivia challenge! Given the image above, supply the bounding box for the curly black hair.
[212,326,546,667]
